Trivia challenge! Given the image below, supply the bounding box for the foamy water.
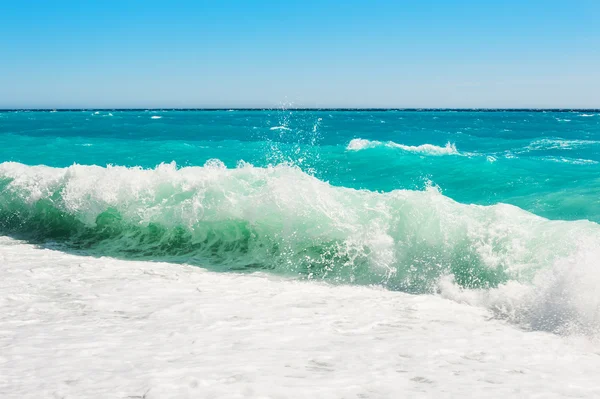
[347,138,459,155]
[2,109,600,397]
[2,236,599,398]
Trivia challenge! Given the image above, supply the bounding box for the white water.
[1,236,600,398]
[346,138,458,155]
[2,161,600,337]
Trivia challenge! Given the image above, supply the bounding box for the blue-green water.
[1,109,600,294]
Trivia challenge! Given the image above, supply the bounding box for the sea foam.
[347,138,458,155]
[1,161,599,335]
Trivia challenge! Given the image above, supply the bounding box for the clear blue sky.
[1,0,599,108]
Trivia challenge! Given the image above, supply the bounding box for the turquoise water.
[1,109,600,293]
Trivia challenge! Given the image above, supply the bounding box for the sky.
[1,0,599,108]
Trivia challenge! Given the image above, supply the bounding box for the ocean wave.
[150,116,162,119]
[270,126,292,131]
[1,161,599,335]
[347,138,458,155]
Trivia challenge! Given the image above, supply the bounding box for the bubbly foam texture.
[439,242,600,336]
[270,125,292,131]
[347,138,459,155]
[4,235,599,397]
[346,138,380,150]
[1,161,599,335]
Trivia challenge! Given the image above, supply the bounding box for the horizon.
[2,108,600,112]
[2,0,599,109]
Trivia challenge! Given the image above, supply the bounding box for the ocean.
[1,109,600,397]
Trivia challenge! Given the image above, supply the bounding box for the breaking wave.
[346,139,459,155]
[0,161,599,335]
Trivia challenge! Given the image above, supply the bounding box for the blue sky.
[1,0,599,108]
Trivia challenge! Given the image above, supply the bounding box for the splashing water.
[1,109,600,336]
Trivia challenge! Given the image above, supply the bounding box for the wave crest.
[347,138,459,155]
[1,161,599,335]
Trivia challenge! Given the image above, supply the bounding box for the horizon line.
[1,108,599,112]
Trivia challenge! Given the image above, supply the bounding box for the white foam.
[347,138,459,155]
[439,237,600,336]
[346,138,380,150]
[150,116,162,119]
[1,236,599,398]
[2,161,600,339]
[270,126,291,131]
[387,141,458,155]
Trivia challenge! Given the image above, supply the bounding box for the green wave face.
[0,161,596,293]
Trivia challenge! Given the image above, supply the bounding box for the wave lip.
[347,138,458,155]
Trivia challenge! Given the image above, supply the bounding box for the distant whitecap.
[347,138,459,155]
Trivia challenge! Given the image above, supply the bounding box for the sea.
[1,109,600,398]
